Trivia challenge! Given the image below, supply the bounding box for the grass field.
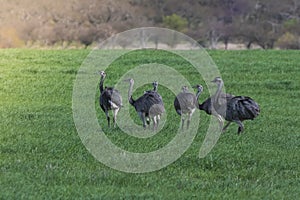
[0,49,299,199]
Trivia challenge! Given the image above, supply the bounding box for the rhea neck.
[214,80,224,105]
[99,75,106,93]
[196,89,202,100]
[153,83,158,92]
[194,86,202,109]
[128,79,135,105]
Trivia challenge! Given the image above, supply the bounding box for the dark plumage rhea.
[196,77,260,134]
[223,95,260,133]
[174,85,203,130]
[99,71,123,128]
[125,78,165,130]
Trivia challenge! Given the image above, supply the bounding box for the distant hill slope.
[0,0,155,47]
[0,0,299,49]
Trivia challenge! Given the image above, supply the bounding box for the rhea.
[174,85,203,130]
[125,78,165,130]
[98,71,123,128]
[196,77,260,134]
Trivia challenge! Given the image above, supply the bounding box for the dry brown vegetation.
[0,0,299,49]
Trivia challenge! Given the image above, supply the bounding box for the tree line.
[0,0,299,49]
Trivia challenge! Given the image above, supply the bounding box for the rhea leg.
[215,114,224,130]
[152,116,158,131]
[187,109,195,130]
[222,121,231,133]
[187,113,191,130]
[105,111,110,127]
[112,108,119,128]
[146,117,150,125]
[234,120,244,134]
[153,115,161,131]
[157,115,160,127]
[138,112,147,129]
[181,118,185,130]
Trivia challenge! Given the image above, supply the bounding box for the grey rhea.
[174,85,203,130]
[196,77,260,134]
[125,78,165,130]
[144,81,162,125]
[99,71,123,128]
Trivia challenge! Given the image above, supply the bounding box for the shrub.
[163,14,188,32]
[276,32,300,49]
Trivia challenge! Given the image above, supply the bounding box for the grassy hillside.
[0,49,299,199]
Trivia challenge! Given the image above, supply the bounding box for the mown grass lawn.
[0,49,299,199]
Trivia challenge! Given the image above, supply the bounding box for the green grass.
[0,49,299,199]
